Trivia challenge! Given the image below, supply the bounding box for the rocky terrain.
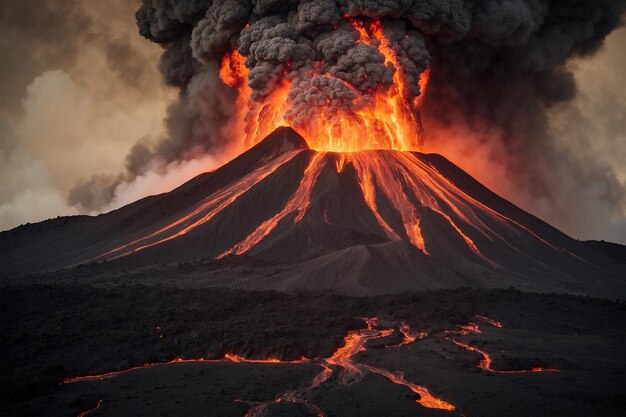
[2,284,624,417]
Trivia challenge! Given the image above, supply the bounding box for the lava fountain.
[219,18,429,153]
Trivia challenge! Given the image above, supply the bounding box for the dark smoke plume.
[131,0,625,155]
[73,0,625,241]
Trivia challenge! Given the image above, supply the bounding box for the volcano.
[1,127,624,297]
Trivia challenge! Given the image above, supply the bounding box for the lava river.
[447,315,560,374]
[66,317,458,417]
[67,315,561,417]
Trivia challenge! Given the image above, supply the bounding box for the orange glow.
[398,322,428,345]
[224,353,296,363]
[414,66,430,108]
[475,314,503,328]
[218,152,326,258]
[451,339,559,374]
[218,19,428,153]
[64,353,308,384]
[219,50,247,88]
[448,320,559,374]
[77,400,102,417]
[86,150,300,262]
[362,364,456,410]
[457,322,482,335]
[326,317,457,411]
[347,153,428,252]
[63,358,217,383]
[64,318,459,415]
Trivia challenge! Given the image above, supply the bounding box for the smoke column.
[74,0,626,242]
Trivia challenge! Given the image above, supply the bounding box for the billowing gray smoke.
[127,0,624,156]
[71,0,626,241]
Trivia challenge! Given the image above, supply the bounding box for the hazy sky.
[0,1,625,243]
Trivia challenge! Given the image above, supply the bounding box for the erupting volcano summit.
[1,127,624,297]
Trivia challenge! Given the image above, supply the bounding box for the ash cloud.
[2,0,625,243]
[0,0,175,230]
[128,0,625,241]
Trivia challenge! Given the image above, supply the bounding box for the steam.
[0,0,175,230]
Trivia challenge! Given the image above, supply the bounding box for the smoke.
[125,0,626,242]
[0,0,176,230]
[2,0,625,244]
[418,3,626,243]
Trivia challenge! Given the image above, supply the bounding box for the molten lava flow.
[218,19,428,153]
[446,318,559,374]
[347,153,428,253]
[87,150,301,262]
[323,317,457,412]
[326,317,394,384]
[457,322,482,335]
[64,318,458,416]
[218,152,326,258]
[343,154,401,241]
[64,358,216,384]
[64,354,309,384]
[224,353,307,363]
[77,400,102,417]
[450,339,559,374]
[475,314,503,328]
[397,322,427,346]
[361,364,456,411]
[244,363,332,417]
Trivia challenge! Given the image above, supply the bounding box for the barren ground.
[1,279,625,417]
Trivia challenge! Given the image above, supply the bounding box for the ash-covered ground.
[1,277,625,417]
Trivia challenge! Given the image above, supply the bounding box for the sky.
[0,0,625,244]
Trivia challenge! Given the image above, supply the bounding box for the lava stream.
[387,322,427,348]
[242,317,456,416]
[401,152,580,258]
[399,322,428,345]
[447,317,559,374]
[77,400,102,417]
[244,363,332,417]
[348,153,428,253]
[475,314,503,328]
[63,318,458,416]
[450,339,558,374]
[325,317,394,384]
[89,150,301,262]
[361,364,455,411]
[219,152,326,258]
[64,355,308,384]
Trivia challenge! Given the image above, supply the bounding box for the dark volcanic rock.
[1,128,624,298]
[584,240,626,265]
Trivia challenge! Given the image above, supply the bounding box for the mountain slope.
[1,127,624,297]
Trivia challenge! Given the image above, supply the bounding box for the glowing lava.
[86,150,300,263]
[450,339,559,374]
[387,322,427,348]
[362,364,456,411]
[447,316,559,374]
[218,152,327,258]
[77,400,102,417]
[63,355,308,384]
[64,318,458,416]
[219,19,429,152]
[62,315,563,415]
[325,317,394,384]
[86,141,579,270]
[475,314,503,328]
